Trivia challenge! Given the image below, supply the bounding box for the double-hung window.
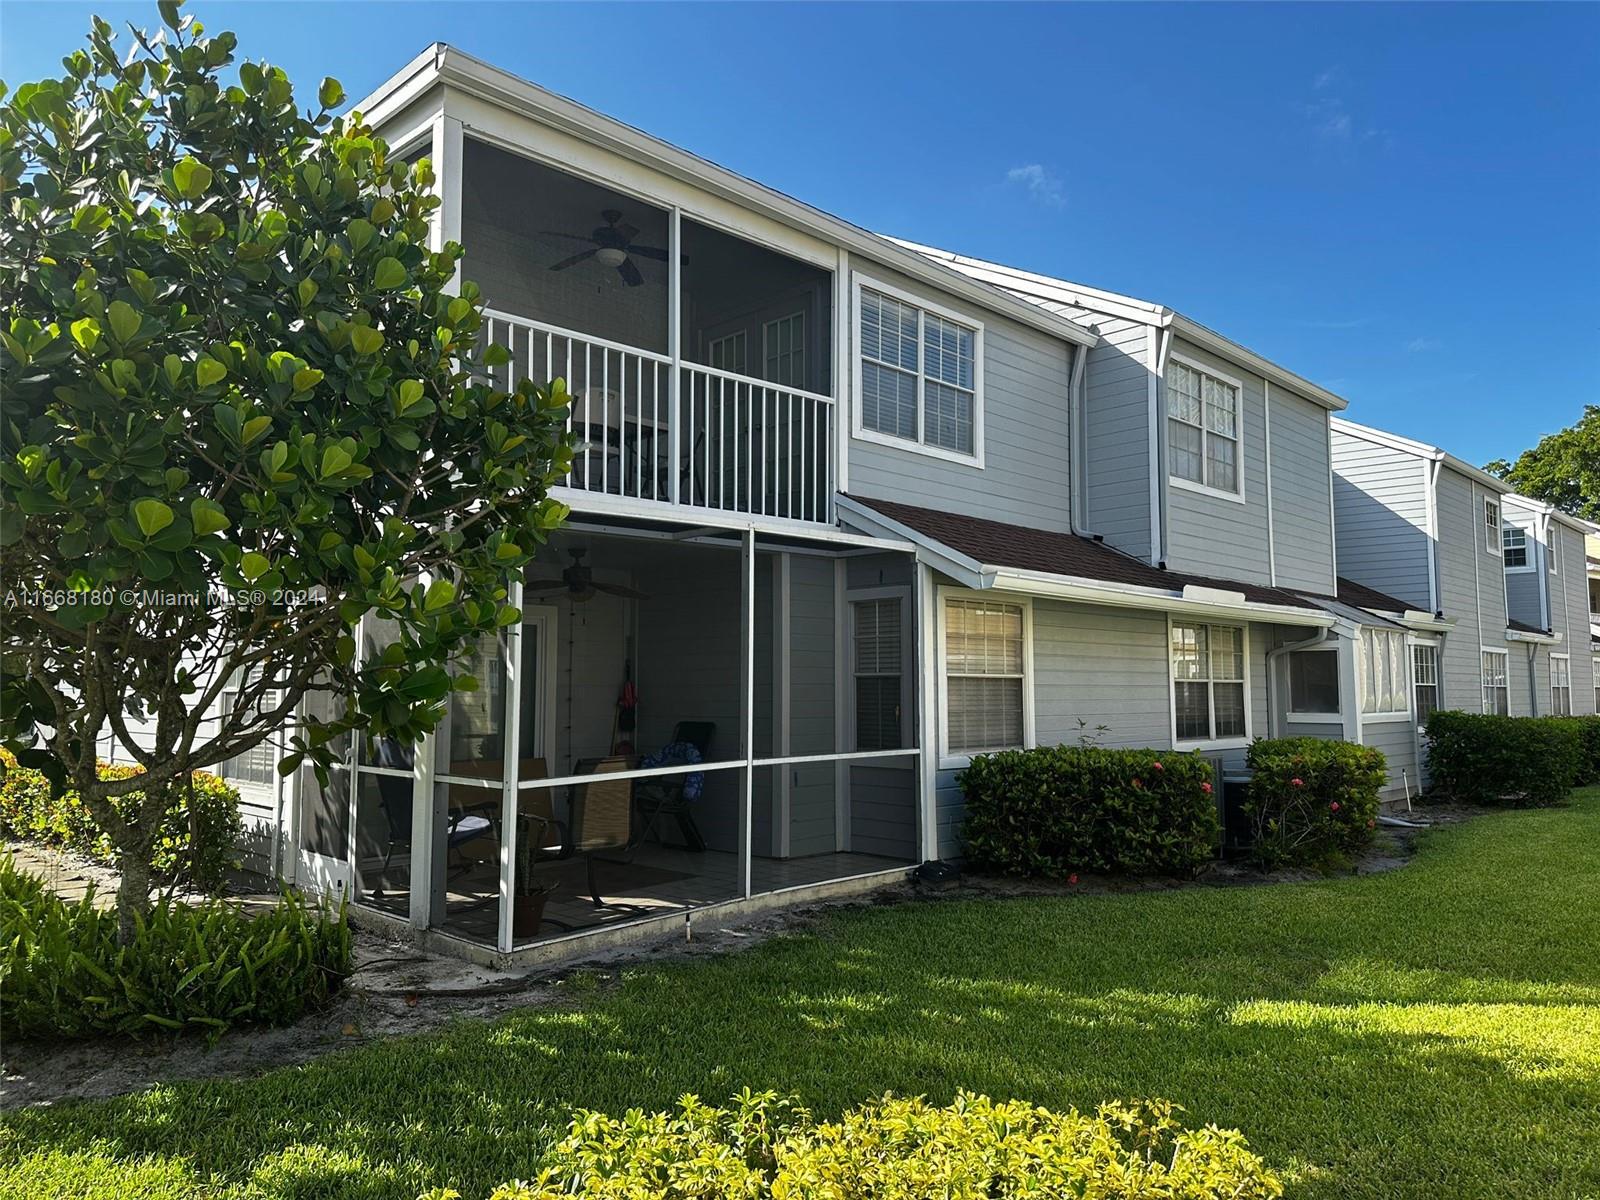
[1502,524,1529,569]
[857,282,982,460]
[943,597,1026,755]
[1593,656,1600,713]
[852,598,903,751]
[1165,358,1241,497]
[1360,628,1410,718]
[219,669,278,787]
[1171,622,1247,742]
[1550,654,1572,717]
[1481,649,1509,715]
[1412,643,1440,722]
[1484,499,1501,555]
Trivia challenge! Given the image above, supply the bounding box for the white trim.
[916,563,939,859]
[1283,646,1340,720]
[1331,417,1514,497]
[1165,351,1246,504]
[1263,377,1277,585]
[1166,615,1254,751]
[1484,497,1503,557]
[1550,652,1572,716]
[845,586,914,753]
[1146,324,1162,564]
[1480,646,1511,715]
[850,273,986,468]
[935,587,1034,770]
[1424,457,1441,613]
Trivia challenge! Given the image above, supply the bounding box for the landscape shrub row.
[1424,711,1596,806]
[1243,737,1386,868]
[418,1090,1281,1200]
[960,745,1220,878]
[0,749,242,891]
[0,855,350,1040]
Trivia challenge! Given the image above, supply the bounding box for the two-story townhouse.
[1329,421,1597,747]
[870,245,1436,805]
[1501,495,1599,717]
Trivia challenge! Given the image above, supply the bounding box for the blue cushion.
[448,814,493,845]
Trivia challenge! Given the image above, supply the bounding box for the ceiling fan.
[542,209,668,287]
[524,549,648,603]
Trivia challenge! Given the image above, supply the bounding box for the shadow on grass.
[4,791,1598,1200]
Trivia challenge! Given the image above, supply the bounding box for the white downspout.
[1265,626,1335,739]
[1153,326,1174,566]
[1263,377,1277,587]
[1068,339,1096,539]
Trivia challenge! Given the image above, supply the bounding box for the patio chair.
[568,755,635,907]
[371,738,494,899]
[633,721,714,852]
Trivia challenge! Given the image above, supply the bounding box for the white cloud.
[1405,337,1442,353]
[1005,163,1065,208]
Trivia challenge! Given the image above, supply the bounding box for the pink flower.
[1068,873,1080,885]
[1329,801,1341,812]
[1201,782,1213,795]
[1291,778,1304,788]
[1151,761,1163,772]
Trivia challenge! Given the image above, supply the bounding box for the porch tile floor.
[419,845,911,946]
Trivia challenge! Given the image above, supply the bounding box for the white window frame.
[1502,522,1532,571]
[1165,352,1246,505]
[1593,655,1599,713]
[1550,653,1572,717]
[762,311,806,388]
[1284,647,1341,720]
[852,274,986,468]
[935,588,1032,768]
[1358,627,1412,722]
[217,668,280,793]
[1167,616,1252,749]
[1548,528,1559,575]
[706,329,747,375]
[848,589,910,752]
[1481,647,1509,715]
[1411,639,1441,723]
[1484,498,1502,556]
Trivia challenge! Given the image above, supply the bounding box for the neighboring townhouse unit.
[1330,420,1598,727]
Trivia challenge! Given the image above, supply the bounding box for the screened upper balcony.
[463,138,836,525]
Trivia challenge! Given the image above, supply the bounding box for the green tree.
[0,2,572,938]
[1485,405,1600,522]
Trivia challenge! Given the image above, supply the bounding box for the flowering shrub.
[1243,738,1386,869]
[960,745,1219,878]
[0,750,242,891]
[418,1090,1282,1200]
[1424,712,1586,807]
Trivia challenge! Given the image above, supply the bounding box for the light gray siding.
[787,554,839,857]
[1330,429,1433,610]
[1269,390,1337,594]
[846,261,1075,532]
[1161,338,1272,586]
[1363,719,1421,802]
[1077,315,1154,559]
[1434,466,1507,714]
[1033,600,1173,749]
[1556,524,1598,714]
[849,763,918,859]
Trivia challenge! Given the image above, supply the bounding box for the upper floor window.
[1171,621,1247,743]
[855,279,983,464]
[1548,531,1559,575]
[1484,499,1501,555]
[1502,523,1529,569]
[1166,358,1242,499]
[1550,655,1572,717]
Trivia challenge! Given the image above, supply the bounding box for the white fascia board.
[891,239,1348,412]
[834,497,991,587]
[1330,418,1512,496]
[1400,611,1457,633]
[555,490,915,552]
[371,47,1096,351]
[1505,492,1592,535]
[989,568,1336,628]
[1506,628,1562,645]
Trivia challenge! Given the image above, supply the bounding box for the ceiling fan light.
[595,247,627,268]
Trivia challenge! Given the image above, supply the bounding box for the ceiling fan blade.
[617,257,644,287]
[523,580,570,593]
[626,244,668,262]
[593,581,649,600]
[550,248,599,271]
[616,221,639,243]
[539,230,599,243]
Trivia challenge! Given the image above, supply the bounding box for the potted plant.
[513,812,555,938]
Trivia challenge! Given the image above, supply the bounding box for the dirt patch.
[1,804,1478,1109]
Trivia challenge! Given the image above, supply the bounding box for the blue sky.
[4,1,1596,465]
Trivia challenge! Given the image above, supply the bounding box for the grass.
[3,789,1599,1200]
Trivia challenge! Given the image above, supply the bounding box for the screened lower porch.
[291,521,924,955]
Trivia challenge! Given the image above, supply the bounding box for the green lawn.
[4,789,1599,1200]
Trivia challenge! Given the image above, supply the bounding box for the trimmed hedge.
[1243,738,1386,869]
[1562,715,1600,786]
[420,1090,1282,1200]
[960,745,1220,878]
[0,750,242,891]
[0,855,349,1040]
[1424,711,1586,807]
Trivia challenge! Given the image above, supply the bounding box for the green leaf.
[172,156,214,200]
[70,317,102,353]
[345,218,374,253]
[107,300,140,345]
[132,498,174,538]
[296,279,317,309]
[483,342,510,368]
[291,368,323,392]
[395,379,424,413]
[195,356,227,388]
[318,77,345,109]
[163,354,183,385]
[240,416,272,445]
[372,257,406,290]
[190,498,230,536]
[348,325,384,356]
[239,552,270,582]
[422,578,455,612]
[319,444,352,479]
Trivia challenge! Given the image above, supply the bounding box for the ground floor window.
[1171,621,1247,742]
[943,596,1027,754]
[1594,656,1600,713]
[1360,628,1410,718]
[1412,643,1439,722]
[1287,649,1339,715]
[1551,654,1571,716]
[1481,649,1509,715]
[219,670,279,787]
[853,597,903,750]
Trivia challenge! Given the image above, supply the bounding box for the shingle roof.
[845,495,1317,612]
[1334,577,1418,615]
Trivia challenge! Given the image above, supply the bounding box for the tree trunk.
[115,849,153,945]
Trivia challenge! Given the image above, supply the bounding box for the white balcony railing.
[480,309,835,524]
